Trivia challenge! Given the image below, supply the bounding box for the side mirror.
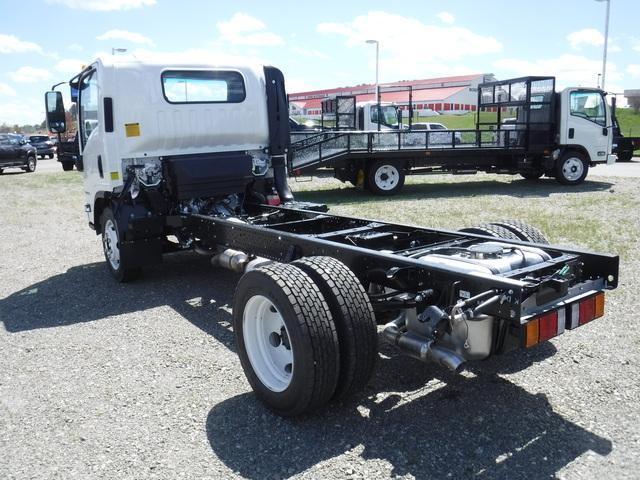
[45,91,66,134]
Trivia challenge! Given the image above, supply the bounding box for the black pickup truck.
[0,133,37,173]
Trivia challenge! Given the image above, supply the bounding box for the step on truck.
[290,77,618,195]
[45,57,619,416]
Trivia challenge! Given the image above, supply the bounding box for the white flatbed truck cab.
[45,58,619,417]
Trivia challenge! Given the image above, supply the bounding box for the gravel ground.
[1,169,639,480]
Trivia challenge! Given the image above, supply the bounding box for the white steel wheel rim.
[374,164,399,191]
[562,157,584,182]
[102,219,120,270]
[28,158,35,170]
[243,295,294,392]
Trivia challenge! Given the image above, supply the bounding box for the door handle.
[97,154,103,178]
[568,128,574,139]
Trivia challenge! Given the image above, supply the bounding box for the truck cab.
[557,87,616,167]
[356,101,401,131]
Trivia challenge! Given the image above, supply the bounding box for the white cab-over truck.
[45,57,618,416]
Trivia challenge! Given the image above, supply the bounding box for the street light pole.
[596,0,611,90]
[365,39,379,103]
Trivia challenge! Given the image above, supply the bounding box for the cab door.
[0,135,13,167]
[560,89,610,163]
[77,68,109,205]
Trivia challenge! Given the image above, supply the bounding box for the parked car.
[289,117,321,132]
[0,133,37,173]
[28,135,55,158]
[410,122,462,145]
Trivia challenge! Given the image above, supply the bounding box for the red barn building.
[289,73,496,118]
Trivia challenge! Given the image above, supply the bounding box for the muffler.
[382,317,465,373]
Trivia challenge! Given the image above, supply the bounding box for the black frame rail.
[184,205,618,323]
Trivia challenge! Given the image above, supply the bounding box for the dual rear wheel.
[233,257,378,416]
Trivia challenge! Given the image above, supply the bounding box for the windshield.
[370,105,398,128]
[30,136,48,142]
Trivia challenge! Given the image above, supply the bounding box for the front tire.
[100,208,141,282]
[233,263,340,416]
[556,152,588,185]
[365,160,405,195]
[24,156,36,173]
[61,161,74,171]
[48,153,54,159]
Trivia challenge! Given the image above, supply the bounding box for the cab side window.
[570,91,606,127]
[79,70,99,146]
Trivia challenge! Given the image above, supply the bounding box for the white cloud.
[216,13,284,47]
[0,34,42,54]
[96,29,155,46]
[437,11,455,24]
[68,43,83,52]
[8,66,51,83]
[317,11,501,80]
[0,83,17,96]
[0,99,44,125]
[567,28,604,50]
[55,59,85,74]
[493,54,620,88]
[125,48,267,67]
[46,0,155,11]
[291,46,329,60]
[627,64,640,79]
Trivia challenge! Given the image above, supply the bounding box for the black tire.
[24,156,36,173]
[520,171,543,181]
[48,153,54,159]
[39,155,44,159]
[61,162,74,171]
[365,160,405,196]
[556,151,588,185]
[233,263,340,416]
[100,208,141,282]
[293,256,378,400]
[490,220,549,244]
[0,169,3,174]
[459,223,521,241]
[617,151,633,162]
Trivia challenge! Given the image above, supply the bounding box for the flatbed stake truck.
[45,57,619,416]
[290,76,618,195]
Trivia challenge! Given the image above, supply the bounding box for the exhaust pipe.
[212,249,271,273]
[382,317,465,373]
[211,249,249,273]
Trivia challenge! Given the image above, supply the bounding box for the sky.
[1,0,639,125]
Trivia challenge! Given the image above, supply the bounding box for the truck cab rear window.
[161,70,245,103]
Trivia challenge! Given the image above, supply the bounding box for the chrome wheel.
[102,219,120,270]
[243,295,294,392]
[374,164,400,191]
[561,157,584,182]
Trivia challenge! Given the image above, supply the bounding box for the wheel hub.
[102,219,120,269]
[374,164,399,191]
[562,157,584,182]
[243,295,294,392]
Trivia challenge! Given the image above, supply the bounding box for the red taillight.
[523,292,605,348]
[538,311,558,342]
[579,296,596,325]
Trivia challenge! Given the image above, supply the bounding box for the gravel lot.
[1,168,639,480]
